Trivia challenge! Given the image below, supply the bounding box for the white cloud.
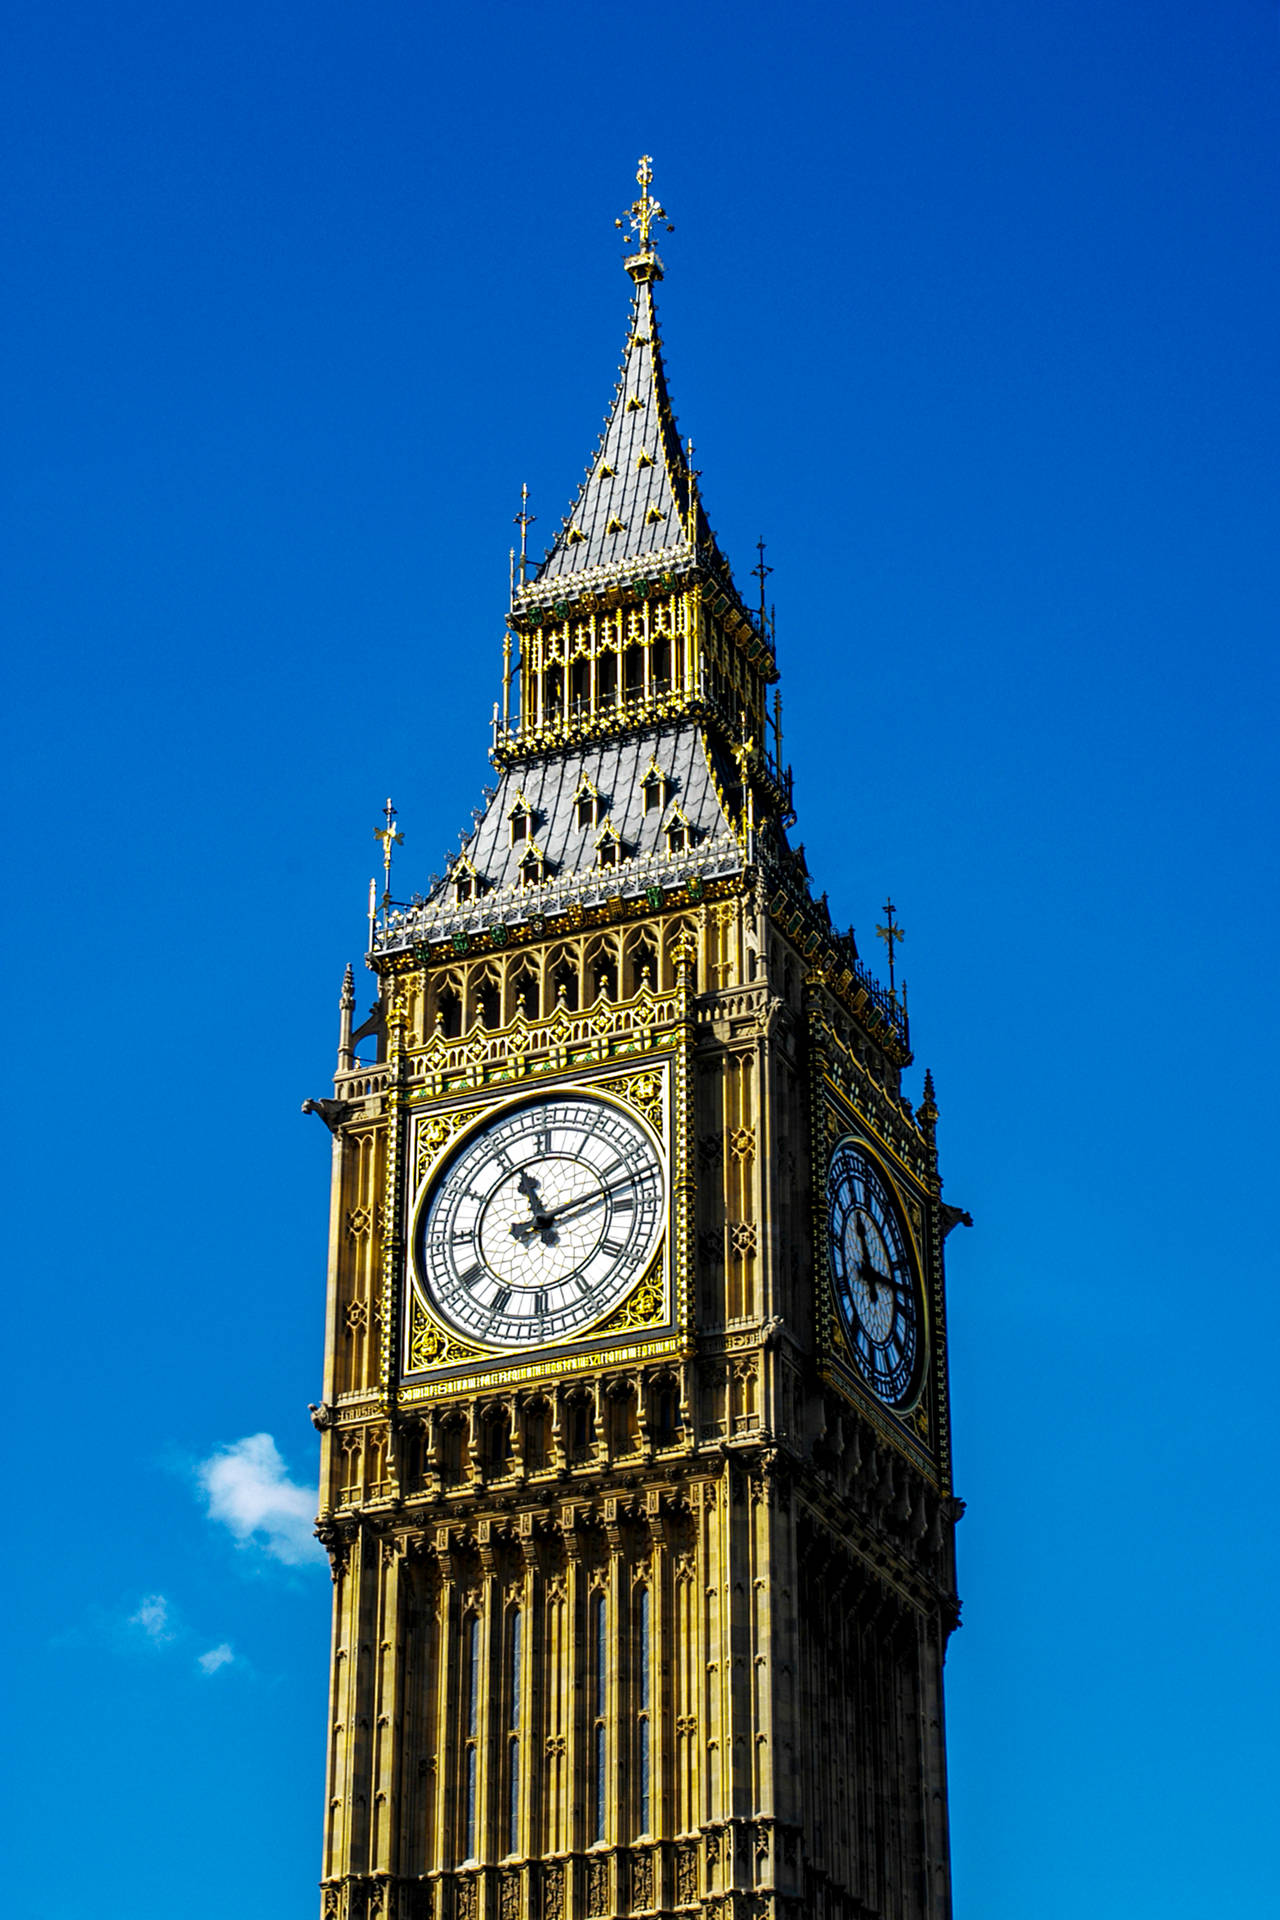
[197,1642,235,1675]
[196,1432,322,1567]
[129,1593,176,1644]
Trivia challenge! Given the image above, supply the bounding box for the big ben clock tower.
[307,159,965,1920]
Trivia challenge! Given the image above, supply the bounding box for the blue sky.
[3,3,1278,1915]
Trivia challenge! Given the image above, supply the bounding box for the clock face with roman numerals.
[414,1091,664,1350]
[827,1140,923,1408]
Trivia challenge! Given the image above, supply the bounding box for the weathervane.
[374,797,403,909]
[514,483,535,585]
[616,154,673,255]
[875,897,905,1004]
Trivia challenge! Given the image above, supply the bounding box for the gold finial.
[514,483,535,585]
[875,898,905,1004]
[616,155,673,278]
[374,797,403,909]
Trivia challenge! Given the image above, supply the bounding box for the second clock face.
[414,1091,664,1350]
[827,1140,923,1408]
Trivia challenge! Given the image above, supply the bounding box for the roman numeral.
[457,1262,483,1290]
[491,1287,511,1315]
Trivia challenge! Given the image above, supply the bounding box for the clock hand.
[509,1169,555,1241]
[509,1177,636,1246]
[853,1215,881,1302]
[540,1181,632,1228]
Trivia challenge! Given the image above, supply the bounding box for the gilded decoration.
[402,1061,672,1376]
[612,1065,665,1133]
[413,1103,485,1187]
[408,1296,484,1372]
[314,161,959,1920]
[584,1248,666,1338]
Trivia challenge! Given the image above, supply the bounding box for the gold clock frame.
[395,1033,693,1407]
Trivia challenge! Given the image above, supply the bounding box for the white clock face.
[827,1139,923,1408]
[413,1091,664,1350]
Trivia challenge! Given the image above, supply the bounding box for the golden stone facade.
[308,161,962,1920]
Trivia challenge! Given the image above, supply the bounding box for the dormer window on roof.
[664,803,692,855]
[595,819,624,870]
[518,844,548,888]
[574,776,602,830]
[452,854,481,904]
[606,516,626,536]
[641,760,670,814]
[625,394,645,412]
[636,450,655,469]
[508,793,535,846]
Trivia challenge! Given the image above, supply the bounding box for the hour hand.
[510,1215,556,1244]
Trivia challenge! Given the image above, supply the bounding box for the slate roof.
[375,723,746,953]
[532,277,710,584]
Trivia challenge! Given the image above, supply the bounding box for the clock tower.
[307,158,965,1920]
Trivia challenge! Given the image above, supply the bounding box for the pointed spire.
[528,158,718,589]
[918,1068,938,1143]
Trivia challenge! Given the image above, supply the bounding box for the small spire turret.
[338,963,355,1073]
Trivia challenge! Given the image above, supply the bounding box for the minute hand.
[545,1180,636,1228]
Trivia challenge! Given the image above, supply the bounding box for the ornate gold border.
[398,1051,686,1387]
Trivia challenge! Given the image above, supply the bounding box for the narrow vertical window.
[464,1613,480,1858]
[591,1589,607,1844]
[637,1584,651,1833]
[507,1608,522,1856]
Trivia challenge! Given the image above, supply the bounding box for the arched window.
[568,1393,594,1462]
[625,938,656,998]
[635,1584,651,1834]
[439,1415,467,1487]
[591,1589,608,1845]
[510,967,539,1021]
[507,1607,523,1855]
[550,957,579,1012]
[653,1376,680,1447]
[463,1612,481,1859]
[523,1397,552,1472]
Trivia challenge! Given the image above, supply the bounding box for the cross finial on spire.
[876,897,905,1003]
[374,797,403,909]
[616,155,673,280]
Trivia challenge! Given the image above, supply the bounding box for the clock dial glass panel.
[826,1140,923,1408]
[414,1092,664,1351]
